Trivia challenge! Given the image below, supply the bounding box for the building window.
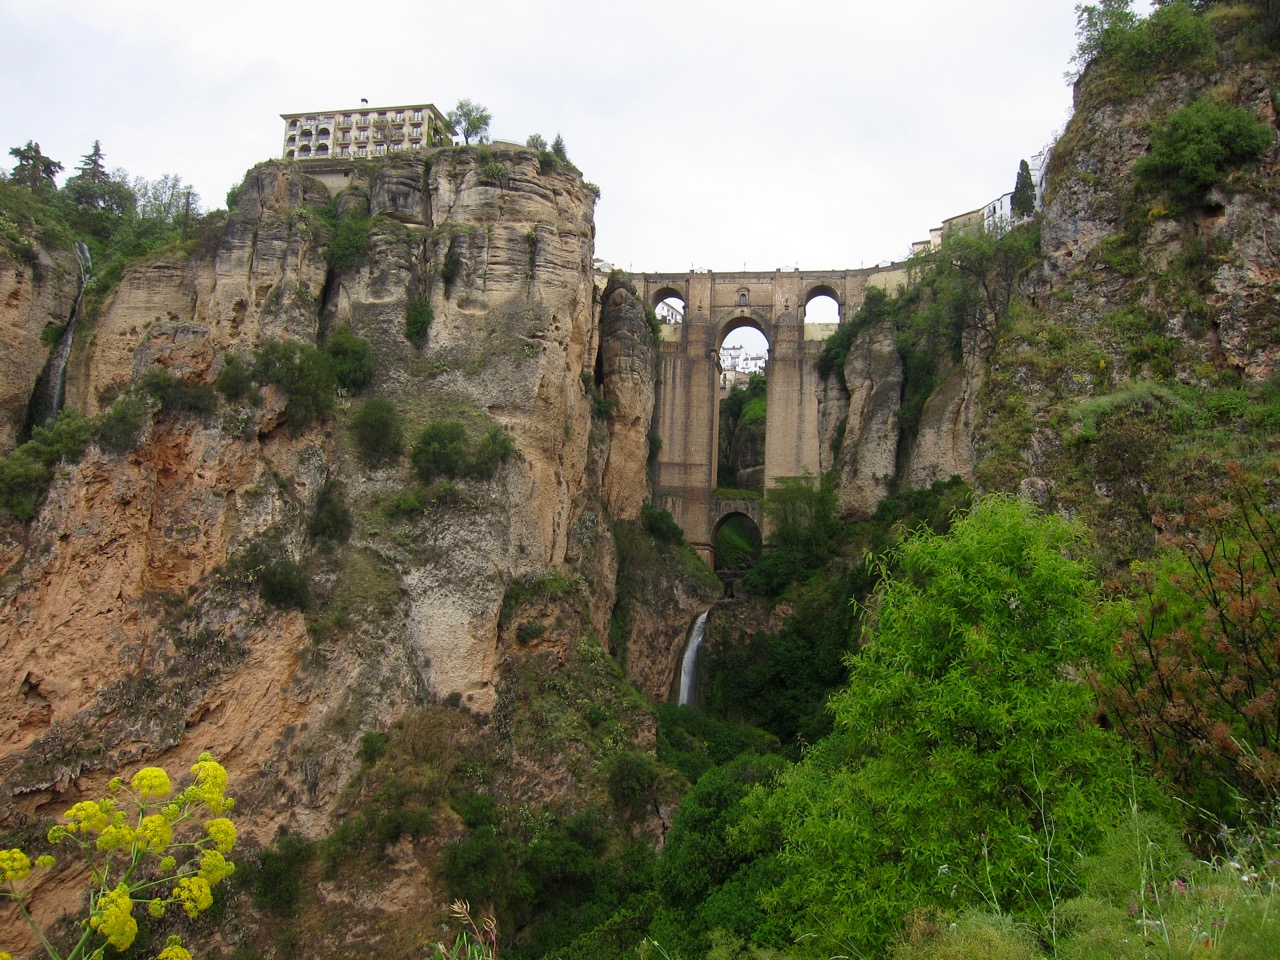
[289,119,298,130]
[357,146,367,157]
[739,292,748,306]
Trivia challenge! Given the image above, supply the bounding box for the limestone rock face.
[817,369,850,475]
[1042,54,1280,378]
[907,347,982,489]
[834,321,903,519]
[69,164,330,415]
[598,274,656,520]
[0,150,612,913]
[0,246,78,453]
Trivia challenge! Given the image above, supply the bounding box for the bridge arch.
[711,508,764,580]
[803,284,842,324]
[652,286,687,325]
[716,311,772,350]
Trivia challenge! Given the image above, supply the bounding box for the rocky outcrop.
[598,274,656,520]
[833,321,903,518]
[0,149,608,885]
[907,348,982,490]
[1043,44,1280,379]
[0,246,78,453]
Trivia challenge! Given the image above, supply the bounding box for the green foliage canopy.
[742,497,1159,954]
[1134,96,1273,208]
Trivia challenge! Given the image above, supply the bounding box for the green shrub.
[0,410,96,521]
[215,353,260,404]
[1134,97,1273,208]
[469,425,515,478]
[142,369,218,417]
[357,731,388,764]
[405,298,433,348]
[410,420,514,483]
[517,621,547,643]
[236,541,311,610]
[454,791,498,829]
[411,420,468,481]
[252,340,336,432]
[351,397,404,466]
[641,504,685,546]
[325,327,374,393]
[94,393,146,454]
[327,215,369,274]
[252,834,315,917]
[308,482,352,543]
[606,751,660,817]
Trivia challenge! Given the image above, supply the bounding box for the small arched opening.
[712,512,763,583]
[315,144,330,158]
[651,286,686,325]
[298,145,312,158]
[804,285,841,325]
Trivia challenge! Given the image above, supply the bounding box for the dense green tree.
[552,134,569,164]
[8,141,63,189]
[1011,158,1036,217]
[447,99,492,145]
[526,133,548,151]
[741,497,1162,955]
[1134,96,1273,208]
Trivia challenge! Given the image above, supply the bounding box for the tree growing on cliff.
[448,99,492,146]
[740,497,1162,954]
[1011,159,1036,217]
[7,141,62,189]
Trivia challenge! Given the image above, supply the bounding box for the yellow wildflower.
[89,883,137,951]
[136,814,173,854]
[205,817,236,853]
[64,799,112,834]
[1,951,12,960]
[198,848,235,885]
[130,767,172,799]
[0,848,31,882]
[189,754,230,813]
[35,855,55,868]
[158,937,193,960]
[95,822,136,852]
[159,855,177,872]
[108,776,123,792]
[148,899,166,918]
[172,875,213,917]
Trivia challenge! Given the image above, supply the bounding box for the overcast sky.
[1,0,1153,275]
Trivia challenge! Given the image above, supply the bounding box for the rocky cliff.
[0,149,694,951]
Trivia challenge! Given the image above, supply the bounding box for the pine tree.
[1011,158,1036,218]
[8,141,63,189]
[551,134,569,164]
[77,140,109,183]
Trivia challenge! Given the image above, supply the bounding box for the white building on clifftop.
[281,103,455,161]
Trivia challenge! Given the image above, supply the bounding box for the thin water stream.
[677,610,709,706]
[47,241,92,418]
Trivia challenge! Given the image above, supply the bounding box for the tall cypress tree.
[1011,158,1036,218]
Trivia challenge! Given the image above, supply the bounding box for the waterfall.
[677,610,710,706]
[47,241,92,418]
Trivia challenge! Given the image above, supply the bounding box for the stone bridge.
[633,264,909,565]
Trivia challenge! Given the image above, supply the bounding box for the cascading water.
[47,241,92,418]
[677,610,710,706]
